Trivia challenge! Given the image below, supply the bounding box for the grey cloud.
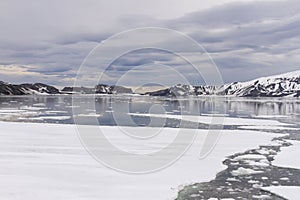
[1,0,300,86]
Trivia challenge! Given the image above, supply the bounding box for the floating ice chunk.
[232,154,270,167]
[0,109,26,113]
[190,194,201,198]
[231,167,263,176]
[252,194,272,199]
[280,177,289,181]
[20,106,47,111]
[221,198,235,200]
[29,116,71,120]
[45,111,68,114]
[256,148,275,155]
[233,154,266,160]
[227,177,239,182]
[245,160,270,167]
[76,113,102,117]
[248,180,259,184]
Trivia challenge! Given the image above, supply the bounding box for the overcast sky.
[0,0,299,87]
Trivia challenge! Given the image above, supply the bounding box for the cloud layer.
[0,0,299,86]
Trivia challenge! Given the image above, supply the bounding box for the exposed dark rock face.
[95,84,133,94]
[0,81,134,95]
[61,85,133,94]
[110,86,132,94]
[95,84,111,94]
[0,82,60,95]
[146,88,170,96]
[61,87,95,94]
[20,83,60,94]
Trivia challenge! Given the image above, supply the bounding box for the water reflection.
[0,95,299,126]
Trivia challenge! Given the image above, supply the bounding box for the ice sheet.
[273,140,300,169]
[0,121,282,200]
[262,186,300,200]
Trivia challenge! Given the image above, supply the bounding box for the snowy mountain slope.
[0,82,60,95]
[1,70,299,97]
[147,70,300,97]
[62,85,133,94]
[220,70,300,97]
[95,84,132,94]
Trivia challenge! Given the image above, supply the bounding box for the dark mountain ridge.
[1,70,299,97]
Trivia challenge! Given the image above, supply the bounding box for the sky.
[0,0,299,87]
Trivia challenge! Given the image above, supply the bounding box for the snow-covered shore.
[0,121,283,200]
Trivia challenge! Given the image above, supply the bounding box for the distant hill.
[0,82,60,95]
[61,85,132,94]
[1,70,299,97]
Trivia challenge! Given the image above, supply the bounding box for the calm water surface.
[0,95,299,127]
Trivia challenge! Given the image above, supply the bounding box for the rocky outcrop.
[0,82,60,95]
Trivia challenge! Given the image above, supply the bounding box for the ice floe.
[231,167,264,176]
